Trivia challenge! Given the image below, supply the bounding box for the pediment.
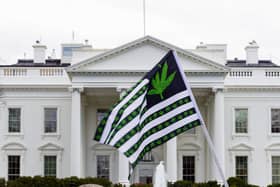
[265,143,280,151]
[91,143,116,151]
[178,143,201,151]
[2,142,26,151]
[68,36,228,74]
[229,143,254,151]
[38,143,63,151]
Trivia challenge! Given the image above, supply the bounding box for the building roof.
[226,59,279,68]
[67,35,228,72]
[0,59,70,67]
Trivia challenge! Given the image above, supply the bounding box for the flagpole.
[172,50,229,187]
[143,0,146,36]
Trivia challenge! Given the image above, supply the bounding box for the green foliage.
[227,177,259,187]
[130,183,152,187]
[173,180,193,187]
[0,178,5,187]
[148,62,176,99]
[113,183,126,187]
[268,185,280,187]
[5,176,112,187]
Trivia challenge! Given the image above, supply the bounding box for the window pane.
[44,108,57,133]
[8,108,21,133]
[272,109,280,133]
[141,151,153,162]
[182,156,195,182]
[272,156,280,184]
[236,156,248,183]
[97,155,110,180]
[97,109,108,125]
[235,109,248,133]
[44,156,57,177]
[8,155,20,181]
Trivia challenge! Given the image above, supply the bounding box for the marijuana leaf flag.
[94,50,202,169]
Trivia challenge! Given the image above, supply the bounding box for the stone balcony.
[225,68,280,87]
[0,67,71,87]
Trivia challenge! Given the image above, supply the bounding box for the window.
[272,156,280,184]
[8,155,20,181]
[271,109,280,133]
[97,109,108,125]
[62,47,73,57]
[97,155,110,179]
[141,151,153,162]
[235,108,248,133]
[235,156,248,183]
[182,156,195,182]
[8,108,21,133]
[44,108,57,133]
[44,156,57,177]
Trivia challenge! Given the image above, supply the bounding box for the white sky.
[0,0,280,64]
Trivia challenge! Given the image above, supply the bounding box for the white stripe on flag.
[109,101,147,146]
[118,102,194,153]
[128,113,199,163]
[140,90,190,124]
[100,79,149,143]
[109,116,140,146]
[105,93,147,144]
[118,92,147,125]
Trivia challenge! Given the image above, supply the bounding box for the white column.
[117,88,130,186]
[70,87,84,177]
[211,88,225,183]
[166,137,178,182]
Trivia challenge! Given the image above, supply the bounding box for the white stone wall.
[224,90,280,186]
[0,89,71,179]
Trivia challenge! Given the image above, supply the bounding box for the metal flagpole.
[143,0,146,36]
[172,50,229,187]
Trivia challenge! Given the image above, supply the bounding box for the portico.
[67,36,228,184]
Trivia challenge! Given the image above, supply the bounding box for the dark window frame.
[8,155,20,181]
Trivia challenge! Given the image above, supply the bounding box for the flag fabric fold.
[94,50,202,168]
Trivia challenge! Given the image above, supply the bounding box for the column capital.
[0,101,6,107]
[68,87,84,93]
[212,87,225,93]
[116,87,129,93]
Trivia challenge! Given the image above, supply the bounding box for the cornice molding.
[226,87,280,92]
[70,71,227,77]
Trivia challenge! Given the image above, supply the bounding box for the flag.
[94,50,202,168]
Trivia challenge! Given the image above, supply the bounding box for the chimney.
[245,40,259,64]
[32,40,47,63]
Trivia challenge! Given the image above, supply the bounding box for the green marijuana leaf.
[148,62,176,99]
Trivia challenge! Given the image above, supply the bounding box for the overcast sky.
[0,0,280,64]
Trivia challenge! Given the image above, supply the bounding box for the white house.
[0,36,280,186]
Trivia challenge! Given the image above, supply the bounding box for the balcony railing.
[1,68,65,77]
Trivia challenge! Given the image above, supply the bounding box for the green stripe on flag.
[94,79,146,141]
[130,119,201,168]
[113,96,191,148]
[123,107,197,156]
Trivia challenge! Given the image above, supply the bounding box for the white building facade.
[0,36,280,186]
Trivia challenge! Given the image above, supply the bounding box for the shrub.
[227,177,259,187]
[268,185,280,187]
[173,180,193,187]
[113,183,126,187]
[0,178,5,187]
[130,183,153,187]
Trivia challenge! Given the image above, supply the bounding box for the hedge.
[0,178,5,187]
[0,176,266,187]
[5,176,112,187]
